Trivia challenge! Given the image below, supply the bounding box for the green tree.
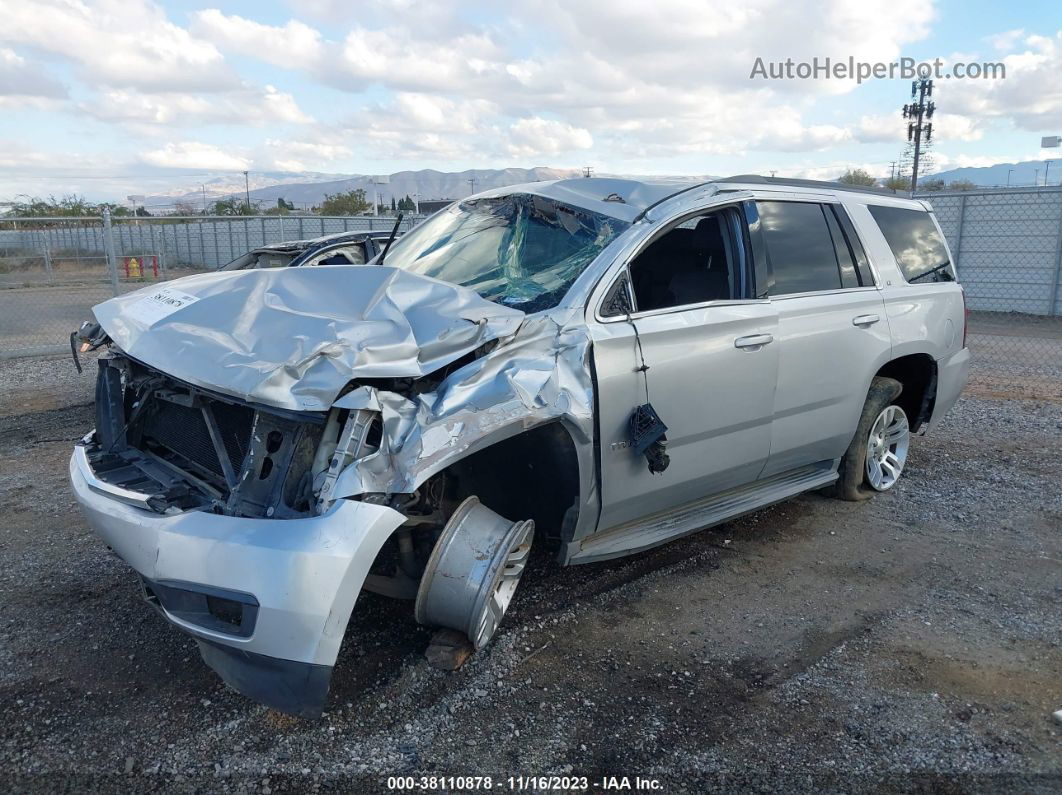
[884,175,911,191]
[318,189,371,215]
[838,168,878,187]
[918,178,946,191]
[100,203,134,217]
[397,195,415,212]
[947,179,977,191]
[11,194,100,217]
[210,196,256,216]
[264,197,295,215]
[390,196,397,212]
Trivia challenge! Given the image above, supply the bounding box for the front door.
[587,204,779,532]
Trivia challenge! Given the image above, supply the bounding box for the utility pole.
[242,171,250,210]
[889,161,897,181]
[467,176,477,196]
[201,184,208,214]
[582,166,594,178]
[903,79,934,191]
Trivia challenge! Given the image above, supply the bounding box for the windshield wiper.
[907,261,954,283]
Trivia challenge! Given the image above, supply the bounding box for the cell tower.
[900,78,935,190]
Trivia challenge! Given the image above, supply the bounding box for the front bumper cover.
[70,449,405,716]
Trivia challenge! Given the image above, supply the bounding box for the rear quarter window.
[868,205,954,284]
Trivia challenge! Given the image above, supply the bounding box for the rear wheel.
[864,404,910,491]
[832,377,907,501]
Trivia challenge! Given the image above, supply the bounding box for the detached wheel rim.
[470,522,533,649]
[865,405,909,491]
[415,496,535,649]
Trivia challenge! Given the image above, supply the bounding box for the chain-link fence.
[2,194,1060,401]
[917,185,1062,400]
[0,213,421,358]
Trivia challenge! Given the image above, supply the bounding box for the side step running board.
[570,463,838,565]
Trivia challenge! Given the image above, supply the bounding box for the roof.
[466,174,913,222]
[473,177,705,223]
[715,174,902,197]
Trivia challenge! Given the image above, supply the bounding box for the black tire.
[831,376,904,501]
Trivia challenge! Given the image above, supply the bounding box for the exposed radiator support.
[316,409,379,512]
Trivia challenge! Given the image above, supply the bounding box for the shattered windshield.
[381,194,628,312]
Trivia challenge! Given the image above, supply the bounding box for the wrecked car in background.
[222,229,396,270]
[69,177,969,717]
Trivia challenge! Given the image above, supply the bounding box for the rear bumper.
[930,347,971,428]
[69,449,405,715]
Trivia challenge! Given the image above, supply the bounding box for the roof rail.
[716,174,902,197]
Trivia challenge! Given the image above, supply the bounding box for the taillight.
[960,285,969,348]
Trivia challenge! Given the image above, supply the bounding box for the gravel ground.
[0,354,94,418]
[0,385,1059,792]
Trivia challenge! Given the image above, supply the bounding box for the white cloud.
[506,118,593,157]
[139,142,250,171]
[83,85,311,126]
[930,113,985,143]
[0,48,67,99]
[192,0,940,162]
[988,29,1024,51]
[191,10,324,69]
[5,1,1062,197]
[1,0,239,92]
[254,139,353,172]
[853,114,906,144]
[947,31,1062,130]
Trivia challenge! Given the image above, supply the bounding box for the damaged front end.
[80,354,333,518]
[69,262,600,718]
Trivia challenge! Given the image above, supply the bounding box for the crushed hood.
[93,266,525,412]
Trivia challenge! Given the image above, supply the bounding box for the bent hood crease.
[93,265,525,412]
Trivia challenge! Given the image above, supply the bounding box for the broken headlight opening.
[80,352,390,519]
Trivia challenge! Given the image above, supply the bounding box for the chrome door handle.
[852,314,881,326]
[734,333,774,349]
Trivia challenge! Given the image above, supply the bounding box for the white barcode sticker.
[125,287,200,326]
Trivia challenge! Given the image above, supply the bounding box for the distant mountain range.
[150,167,586,208]
[928,160,1057,188]
[145,158,1058,209]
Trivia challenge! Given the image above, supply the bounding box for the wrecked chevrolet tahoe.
[69,176,970,717]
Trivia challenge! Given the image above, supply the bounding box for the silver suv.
[69,176,970,717]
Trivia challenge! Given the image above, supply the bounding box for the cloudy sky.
[1,0,1060,200]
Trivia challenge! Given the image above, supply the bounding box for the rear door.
[754,198,892,477]
[587,202,779,532]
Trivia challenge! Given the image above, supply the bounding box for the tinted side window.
[868,205,954,283]
[758,201,842,295]
[832,205,874,286]
[823,207,859,288]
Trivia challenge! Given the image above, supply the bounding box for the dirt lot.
[0,370,1060,792]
